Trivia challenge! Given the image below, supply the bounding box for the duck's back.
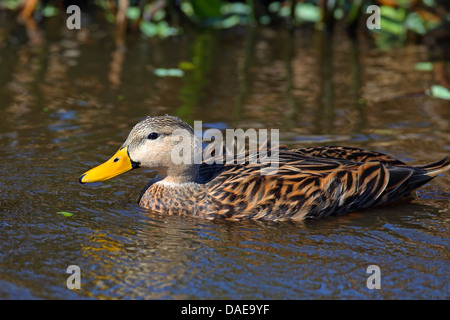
[194,146,448,220]
[139,146,449,221]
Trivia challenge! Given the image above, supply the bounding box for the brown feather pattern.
[138,144,450,221]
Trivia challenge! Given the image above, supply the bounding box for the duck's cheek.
[79,147,135,183]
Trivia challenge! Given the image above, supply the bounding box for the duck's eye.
[147,132,159,140]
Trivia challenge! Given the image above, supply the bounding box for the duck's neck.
[153,174,199,186]
[153,164,201,185]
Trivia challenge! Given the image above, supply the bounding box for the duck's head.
[79,115,200,185]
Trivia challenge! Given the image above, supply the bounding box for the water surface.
[0,19,449,299]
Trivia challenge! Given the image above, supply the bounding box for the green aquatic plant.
[57,211,74,217]
[427,85,450,100]
[1,0,448,47]
[369,1,445,50]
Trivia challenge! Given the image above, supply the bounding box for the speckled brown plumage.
[81,116,450,221]
[138,143,449,221]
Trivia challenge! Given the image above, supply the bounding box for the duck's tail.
[373,157,449,206]
[417,156,450,177]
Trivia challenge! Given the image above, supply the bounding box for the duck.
[79,115,450,221]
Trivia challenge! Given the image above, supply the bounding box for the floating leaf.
[57,211,74,217]
[414,62,433,71]
[429,85,450,100]
[154,68,184,77]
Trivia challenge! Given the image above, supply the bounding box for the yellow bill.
[79,147,135,184]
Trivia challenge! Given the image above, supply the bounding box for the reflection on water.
[0,15,448,299]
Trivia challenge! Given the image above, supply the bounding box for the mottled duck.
[80,116,450,221]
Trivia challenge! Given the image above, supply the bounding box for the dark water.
[0,18,449,299]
